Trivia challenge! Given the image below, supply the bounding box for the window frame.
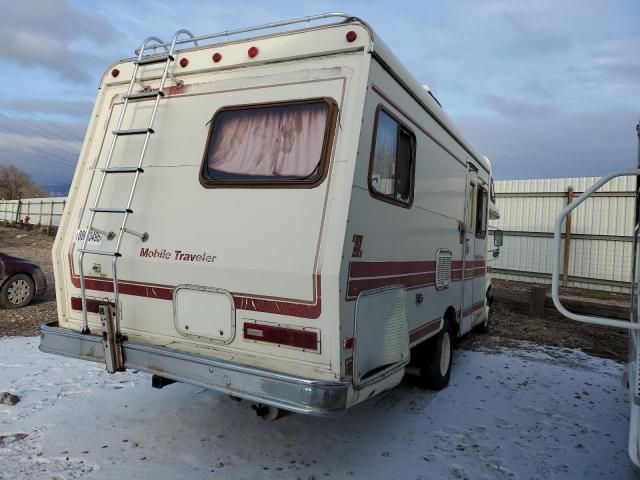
[475,185,488,239]
[367,105,416,208]
[199,97,339,189]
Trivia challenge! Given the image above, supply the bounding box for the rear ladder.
[76,30,198,372]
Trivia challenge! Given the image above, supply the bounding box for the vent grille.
[436,249,452,290]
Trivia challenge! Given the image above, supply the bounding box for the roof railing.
[135,12,356,56]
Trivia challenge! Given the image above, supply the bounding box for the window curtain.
[207,103,328,177]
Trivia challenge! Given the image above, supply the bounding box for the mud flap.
[353,286,409,389]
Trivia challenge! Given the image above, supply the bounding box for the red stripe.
[68,255,321,319]
[409,318,441,343]
[349,261,436,278]
[347,272,435,299]
[70,297,114,314]
[462,301,485,317]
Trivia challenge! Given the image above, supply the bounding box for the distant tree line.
[0,165,45,200]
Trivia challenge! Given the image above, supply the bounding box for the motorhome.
[40,13,498,417]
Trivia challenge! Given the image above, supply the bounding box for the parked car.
[0,253,47,308]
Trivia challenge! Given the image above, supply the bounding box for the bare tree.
[0,165,46,199]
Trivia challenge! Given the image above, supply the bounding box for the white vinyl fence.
[0,197,67,229]
[490,176,636,293]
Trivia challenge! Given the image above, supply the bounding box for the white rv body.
[41,14,494,415]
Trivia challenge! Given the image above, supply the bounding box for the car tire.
[0,273,35,309]
[419,317,453,390]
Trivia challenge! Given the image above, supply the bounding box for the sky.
[0,0,638,192]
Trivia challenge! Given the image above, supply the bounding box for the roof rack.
[134,12,357,56]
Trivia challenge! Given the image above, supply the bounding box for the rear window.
[200,99,335,187]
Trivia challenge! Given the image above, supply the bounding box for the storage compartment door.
[353,286,409,388]
[173,286,236,344]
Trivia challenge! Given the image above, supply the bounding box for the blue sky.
[0,0,638,192]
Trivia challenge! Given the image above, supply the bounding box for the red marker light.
[248,46,259,58]
[111,68,120,78]
[346,31,357,42]
[343,337,354,349]
[179,58,189,68]
[212,52,222,63]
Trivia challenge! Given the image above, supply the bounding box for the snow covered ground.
[0,336,637,480]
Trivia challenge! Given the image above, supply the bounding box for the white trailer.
[40,13,497,416]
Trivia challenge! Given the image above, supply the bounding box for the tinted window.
[369,109,415,206]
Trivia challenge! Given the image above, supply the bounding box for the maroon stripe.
[348,260,484,278]
[349,261,436,278]
[409,318,441,343]
[462,301,485,317]
[68,255,321,319]
[70,297,114,314]
[347,272,435,299]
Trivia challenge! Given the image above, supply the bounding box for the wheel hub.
[7,279,31,305]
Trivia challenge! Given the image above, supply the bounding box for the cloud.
[482,95,555,119]
[0,0,116,82]
[455,109,639,180]
[0,98,94,119]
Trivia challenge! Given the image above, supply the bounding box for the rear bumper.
[39,321,349,416]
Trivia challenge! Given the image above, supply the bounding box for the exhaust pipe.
[251,403,291,421]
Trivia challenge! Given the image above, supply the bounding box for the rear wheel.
[419,317,453,390]
[0,273,35,309]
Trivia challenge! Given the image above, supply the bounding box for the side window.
[467,182,477,233]
[369,108,415,206]
[475,186,488,237]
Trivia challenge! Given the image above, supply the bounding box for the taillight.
[248,46,259,58]
[111,68,120,78]
[243,322,318,351]
[346,31,357,43]
[212,52,222,63]
[179,58,189,68]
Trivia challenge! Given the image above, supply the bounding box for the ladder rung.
[89,208,133,214]
[79,249,122,257]
[101,167,144,174]
[123,91,164,100]
[135,54,174,65]
[113,128,154,136]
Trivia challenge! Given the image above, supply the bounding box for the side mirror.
[493,229,504,247]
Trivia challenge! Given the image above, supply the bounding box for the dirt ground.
[0,226,57,336]
[0,225,632,363]
[469,301,629,363]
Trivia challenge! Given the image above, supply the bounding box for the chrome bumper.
[39,322,349,416]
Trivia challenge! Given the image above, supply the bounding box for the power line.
[0,100,85,142]
[28,111,85,142]
[0,121,77,168]
[0,111,81,155]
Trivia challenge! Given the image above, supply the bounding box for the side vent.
[436,249,452,290]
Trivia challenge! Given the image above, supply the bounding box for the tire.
[419,317,453,390]
[0,273,35,309]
